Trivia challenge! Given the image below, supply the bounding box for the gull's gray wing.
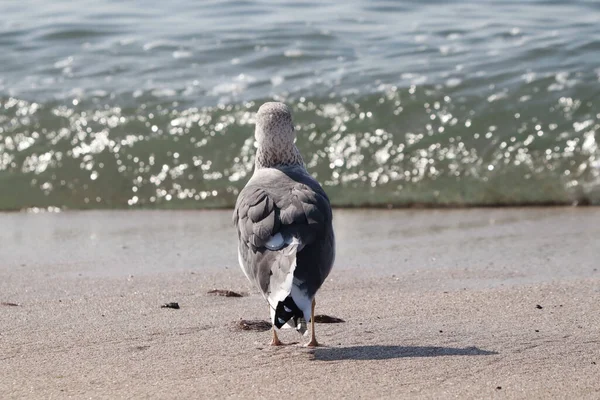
[233,166,335,326]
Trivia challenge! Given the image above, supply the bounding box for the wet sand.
[1,209,599,399]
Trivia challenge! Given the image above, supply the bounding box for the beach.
[1,208,599,399]
[2,0,600,397]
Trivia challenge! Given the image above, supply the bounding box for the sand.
[1,208,599,399]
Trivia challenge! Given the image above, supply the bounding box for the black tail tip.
[274,297,303,330]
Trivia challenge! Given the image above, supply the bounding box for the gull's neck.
[254,142,304,169]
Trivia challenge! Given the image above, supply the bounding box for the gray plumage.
[233,102,335,335]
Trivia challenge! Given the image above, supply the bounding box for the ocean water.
[1,0,599,210]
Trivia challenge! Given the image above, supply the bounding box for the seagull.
[233,102,335,347]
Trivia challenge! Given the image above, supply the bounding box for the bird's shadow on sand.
[312,345,497,361]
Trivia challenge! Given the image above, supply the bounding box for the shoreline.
[1,202,599,213]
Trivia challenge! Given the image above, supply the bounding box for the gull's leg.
[271,327,283,346]
[306,298,319,347]
[270,306,283,346]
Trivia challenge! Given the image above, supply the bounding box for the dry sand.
[1,209,599,399]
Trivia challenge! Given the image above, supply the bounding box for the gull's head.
[254,102,295,147]
[253,102,303,168]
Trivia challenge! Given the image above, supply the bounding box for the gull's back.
[233,164,335,330]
